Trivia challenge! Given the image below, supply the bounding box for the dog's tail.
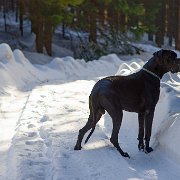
[84,126,95,144]
[84,95,105,144]
[84,95,96,144]
[84,108,105,144]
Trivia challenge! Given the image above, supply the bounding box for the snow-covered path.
[0,88,30,179]
[2,80,180,180]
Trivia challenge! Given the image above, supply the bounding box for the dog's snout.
[176,58,180,72]
[178,61,180,72]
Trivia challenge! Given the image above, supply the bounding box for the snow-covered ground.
[0,43,180,180]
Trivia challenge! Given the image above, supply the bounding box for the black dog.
[74,50,180,158]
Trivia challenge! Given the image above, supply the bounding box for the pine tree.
[175,0,180,50]
[17,0,24,36]
[24,0,83,56]
[167,0,173,46]
[155,0,166,47]
[3,0,7,32]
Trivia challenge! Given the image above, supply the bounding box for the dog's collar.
[142,68,161,81]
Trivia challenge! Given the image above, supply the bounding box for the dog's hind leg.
[74,98,103,150]
[137,112,145,151]
[74,112,93,150]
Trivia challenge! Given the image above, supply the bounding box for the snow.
[0,43,180,179]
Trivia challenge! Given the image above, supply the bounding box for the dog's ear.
[153,50,164,64]
[153,49,164,58]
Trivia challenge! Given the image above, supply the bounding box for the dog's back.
[91,71,146,113]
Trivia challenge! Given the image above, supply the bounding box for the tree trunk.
[3,0,7,32]
[175,0,180,50]
[19,0,24,36]
[15,2,18,22]
[167,0,173,46]
[155,2,166,47]
[89,12,97,43]
[119,13,126,32]
[62,23,65,38]
[44,20,53,56]
[11,0,15,11]
[148,33,153,41]
[98,6,105,27]
[35,18,44,53]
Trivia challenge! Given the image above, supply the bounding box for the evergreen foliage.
[24,0,83,55]
[71,0,148,60]
[2,0,180,60]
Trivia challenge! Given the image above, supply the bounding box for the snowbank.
[0,43,125,92]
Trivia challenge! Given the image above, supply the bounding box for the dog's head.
[153,49,180,73]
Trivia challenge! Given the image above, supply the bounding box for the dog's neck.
[143,57,167,79]
[142,68,161,80]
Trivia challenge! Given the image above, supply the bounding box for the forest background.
[0,0,180,61]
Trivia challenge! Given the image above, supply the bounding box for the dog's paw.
[144,146,153,154]
[121,152,130,158]
[138,143,144,151]
[74,144,82,150]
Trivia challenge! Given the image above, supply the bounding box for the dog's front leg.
[144,109,155,153]
[138,113,145,151]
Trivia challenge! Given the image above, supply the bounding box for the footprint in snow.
[40,115,50,122]
[39,127,50,139]
[28,124,36,129]
[39,127,52,147]
[79,100,86,104]
[62,153,70,159]
[37,100,43,104]
[28,132,37,137]
[25,140,43,145]
[27,159,50,166]
[45,140,52,147]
